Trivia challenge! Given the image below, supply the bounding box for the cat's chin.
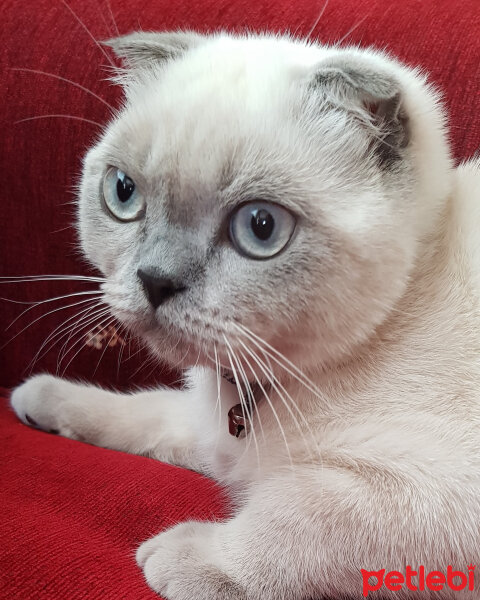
[144,337,215,373]
[140,327,268,380]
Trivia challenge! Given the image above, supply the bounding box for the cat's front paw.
[10,374,79,439]
[137,521,245,600]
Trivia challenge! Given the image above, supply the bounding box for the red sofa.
[1,0,479,598]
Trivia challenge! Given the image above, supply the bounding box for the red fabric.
[0,0,479,599]
[0,394,229,599]
[0,0,479,389]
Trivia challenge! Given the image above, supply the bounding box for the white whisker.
[104,0,120,36]
[306,0,329,39]
[15,114,102,128]
[5,290,103,331]
[57,305,111,366]
[0,274,105,283]
[213,344,224,452]
[231,341,264,461]
[237,339,314,462]
[236,347,286,460]
[223,337,261,472]
[11,68,114,111]
[59,313,114,376]
[61,0,116,69]
[1,296,105,351]
[27,302,107,372]
[234,323,323,399]
[334,15,369,47]
[92,322,119,376]
[235,330,322,461]
[224,346,248,431]
[116,324,129,378]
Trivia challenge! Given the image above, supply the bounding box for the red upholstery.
[1,0,479,390]
[0,0,479,598]
[0,391,229,599]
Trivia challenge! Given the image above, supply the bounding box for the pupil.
[116,172,135,203]
[251,209,274,241]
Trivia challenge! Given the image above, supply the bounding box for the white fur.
[11,33,480,599]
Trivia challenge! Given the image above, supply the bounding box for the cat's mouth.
[107,303,238,371]
[103,286,283,377]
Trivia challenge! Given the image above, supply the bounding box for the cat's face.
[78,33,450,376]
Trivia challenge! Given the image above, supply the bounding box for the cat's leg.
[135,463,475,600]
[10,369,222,473]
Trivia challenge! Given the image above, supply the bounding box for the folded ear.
[311,55,410,166]
[103,30,206,68]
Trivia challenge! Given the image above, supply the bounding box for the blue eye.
[103,167,145,222]
[229,202,296,259]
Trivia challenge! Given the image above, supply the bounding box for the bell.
[228,404,250,438]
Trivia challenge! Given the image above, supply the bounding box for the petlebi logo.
[361,565,476,597]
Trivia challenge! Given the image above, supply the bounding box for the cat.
[10,31,480,599]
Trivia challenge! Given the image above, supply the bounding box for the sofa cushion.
[0,393,229,599]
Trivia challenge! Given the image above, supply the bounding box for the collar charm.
[222,369,263,438]
[228,404,250,438]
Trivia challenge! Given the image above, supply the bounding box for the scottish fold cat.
[11,31,480,599]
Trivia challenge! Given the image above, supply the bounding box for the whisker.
[235,331,322,460]
[237,339,310,445]
[334,15,369,47]
[234,323,323,398]
[27,302,106,372]
[61,0,116,69]
[251,342,312,429]
[230,340,263,463]
[223,337,261,470]
[104,0,120,36]
[94,0,116,38]
[30,303,107,373]
[116,324,128,379]
[238,346,297,473]
[128,329,184,381]
[224,346,248,430]
[57,305,111,366]
[175,344,192,372]
[306,0,330,39]
[11,67,114,111]
[1,297,105,351]
[59,313,113,376]
[128,348,158,381]
[124,342,148,365]
[15,114,102,128]
[5,290,102,331]
[232,348,267,449]
[213,344,224,451]
[0,274,105,283]
[92,322,119,376]
[139,358,163,386]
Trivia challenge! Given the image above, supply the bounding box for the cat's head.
[78,32,452,377]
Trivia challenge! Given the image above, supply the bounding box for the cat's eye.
[102,167,145,222]
[229,202,296,259]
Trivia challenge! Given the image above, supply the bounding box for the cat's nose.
[137,268,187,309]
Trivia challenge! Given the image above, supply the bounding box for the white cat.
[11,32,480,599]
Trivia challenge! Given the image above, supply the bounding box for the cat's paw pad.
[10,374,76,438]
[137,521,243,599]
[136,521,202,570]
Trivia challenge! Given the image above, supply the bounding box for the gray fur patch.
[104,31,205,67]
[312,57,410,167]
